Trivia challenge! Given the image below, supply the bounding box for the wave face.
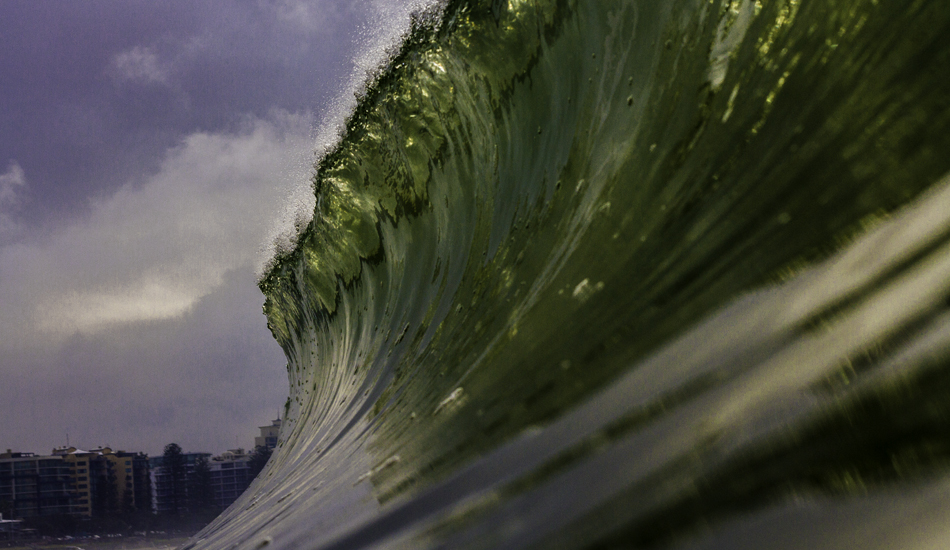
[191,1,950,548]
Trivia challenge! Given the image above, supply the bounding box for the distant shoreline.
[1,536,190,550]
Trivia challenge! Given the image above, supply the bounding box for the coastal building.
[51,447,150,517]
[254,418,281,450]
[148,449,253,513]
[0,512,24,540]
[128,452,152,512]
[53,448,96,516]
[0,450,73,518]
[209,449,252,509]
[0,447,151,520]
[148,452,211,515]
[101,448,151,511]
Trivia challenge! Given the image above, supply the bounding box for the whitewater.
[188,0,950,548]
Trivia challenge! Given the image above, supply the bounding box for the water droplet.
[435,387,465,414]
[572,279,603,302]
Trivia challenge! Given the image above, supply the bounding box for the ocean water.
[189,0,950,548]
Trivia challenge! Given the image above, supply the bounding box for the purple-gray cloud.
[0,0,429,457]
[0,161,27,240]
[0,0,359,233]
[0,110,311,455]
[110,46,171,86]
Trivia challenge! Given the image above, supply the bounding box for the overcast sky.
[0,0,426,457]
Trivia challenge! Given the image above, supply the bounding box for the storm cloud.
[0,0,426,456]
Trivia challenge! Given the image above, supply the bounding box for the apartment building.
[209,449,252,510]
[148,452,211,515]
[0,451,73,518]
[51,447,150,517]
[0,447,150,520]
[253,418,281,450]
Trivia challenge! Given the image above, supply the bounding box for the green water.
[190,0,950,548]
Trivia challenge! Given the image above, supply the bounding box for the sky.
[0,0,427,457]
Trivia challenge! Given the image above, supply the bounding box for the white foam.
[258,0,445,281]
[708,0,756,91]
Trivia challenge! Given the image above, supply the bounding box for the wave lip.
[196,0,950,548]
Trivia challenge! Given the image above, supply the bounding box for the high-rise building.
[129,452,152,513]
[148,452,211,515]
[254,417,281,450]
[50,447,150,517]
[53,448,96,516]
[208,449,252,509]
[0,450,73,518]
[97,448,150,511]
[0,512,23,539]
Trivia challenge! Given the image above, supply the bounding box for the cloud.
[0,110,314,340]
[0,161,26,203]
[266,0,319,28]
[0,266,290,456]
[0,112,308,455]
[37,280,200,334]
[110,45,171,85]
[0,161,27,239]
[258,0,341,33]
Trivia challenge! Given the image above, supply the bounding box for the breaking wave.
[194,1,950,548]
